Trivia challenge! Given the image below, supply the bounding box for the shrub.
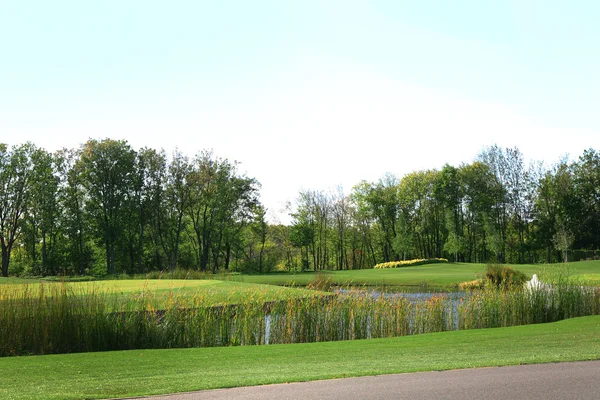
[373,258,449,269]
[484,264,528,289]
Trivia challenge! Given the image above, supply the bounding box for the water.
[260,290,468,342]
[334,289,466,331]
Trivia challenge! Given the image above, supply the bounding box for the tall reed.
[0,279,598,357]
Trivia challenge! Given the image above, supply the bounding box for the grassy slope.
[1,316,599,400]
[240,260,600,288]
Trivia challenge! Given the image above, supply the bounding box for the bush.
[373,258,448,269]
[484,264,528,289]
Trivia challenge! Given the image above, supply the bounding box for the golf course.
[0,260,599,399]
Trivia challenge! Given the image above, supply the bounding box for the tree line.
[0,139,261,277]
[289,146,600,270]
[0,140,598,277]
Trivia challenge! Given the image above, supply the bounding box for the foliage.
[484,264,528,289]
[1,140,600,278]
[373,258,448,269]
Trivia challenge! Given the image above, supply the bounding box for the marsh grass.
[1,273,598,357]
[141,269,241,281]
[458,271,600,329]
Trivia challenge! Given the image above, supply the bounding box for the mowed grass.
[0,277,33,285]
[3,260,598,290]
[0,316,598,400]
[0,279,319,307]
[241,260,600,289]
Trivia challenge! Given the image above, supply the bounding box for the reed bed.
[0,279,598,357]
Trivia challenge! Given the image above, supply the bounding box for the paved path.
[129,360,600,400]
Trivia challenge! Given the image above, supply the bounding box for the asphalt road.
[129,360,600,400]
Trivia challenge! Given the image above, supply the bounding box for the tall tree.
[572,149,600,250]
[0,143,36,277]
[459,161,496,262]
[78,139,135,274]
[251,205,268,272]
[436,164,464,262]
[23,148,62,275]
[187,151,259,272]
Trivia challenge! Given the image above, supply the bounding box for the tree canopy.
[1,139,598,277]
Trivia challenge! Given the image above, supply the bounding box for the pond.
[260,289,469,344]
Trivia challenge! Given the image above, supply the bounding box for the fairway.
[0,316,598,400]
[240,260,600,289]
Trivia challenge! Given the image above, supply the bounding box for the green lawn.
[0,316,598,400]
[240,260,600,289]
[4,260,597,291]
[0,277,33,285]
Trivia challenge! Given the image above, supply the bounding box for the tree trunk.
[224,241,231,270]
[1,242,10,277]
[41,233,47,276]
[259,238,265,273]
[137,222,145,273]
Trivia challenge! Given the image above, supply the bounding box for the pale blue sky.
[1,1,599,221]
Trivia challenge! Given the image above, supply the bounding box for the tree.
[459,161,496,262]
[251,205,268,272]
[23,148,62,275]
[0,143,36,277]
[187,151,259,272]
[553,216,574,262]
[154,149,191,270]
[121,147,167,273]
[57,148,93,275]
[436,164,463,262]
[332,186,350,270]
[534,158,574,263]
[350,182,378,268]
[572,149,600,250]
[356,174,399,262]
[78,139,136,274]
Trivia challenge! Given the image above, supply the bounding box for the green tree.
[0,143,36,277]
[572,149,600,249]
[23,148,62,275]
[553,215,574,262]
[78,139,136,274]
[187,151,259,272]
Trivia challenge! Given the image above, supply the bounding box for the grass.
[0,279,317,306]
[0,280,328,356]
[0,277,33,285]
[239,260,600,289]
[0,315,598,400]
[1,274,597,357]
[6,260,598,290]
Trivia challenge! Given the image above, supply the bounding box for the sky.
[1,1,599,223]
